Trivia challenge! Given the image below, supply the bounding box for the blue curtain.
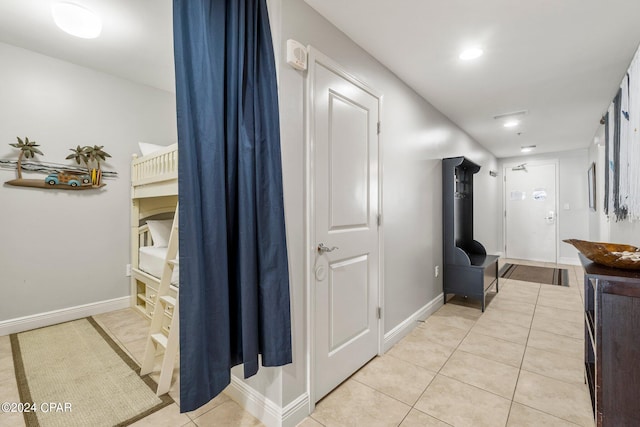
[174,0,292,413]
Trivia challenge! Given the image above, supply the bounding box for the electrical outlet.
[434,265,440,277]
[126,264,131,277]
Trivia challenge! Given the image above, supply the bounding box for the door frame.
[304,46,384,411]
[502,159,560,263]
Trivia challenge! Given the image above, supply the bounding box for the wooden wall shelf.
[5,178,105,190]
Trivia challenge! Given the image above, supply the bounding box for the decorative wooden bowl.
[563,239,640,270]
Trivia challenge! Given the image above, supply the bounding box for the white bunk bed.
[130,144,178,321]
[131,143,181,395]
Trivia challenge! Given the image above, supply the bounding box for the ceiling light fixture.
[459,47,483,61]
[503,120,520,128]
[520,145,536,153]
[493,110,528,120]
[52,2,102,39]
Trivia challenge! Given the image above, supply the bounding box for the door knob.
[317,243,339,254]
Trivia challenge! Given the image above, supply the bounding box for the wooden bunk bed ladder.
[140,203,179,396]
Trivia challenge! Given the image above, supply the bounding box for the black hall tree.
[442,156,498,311]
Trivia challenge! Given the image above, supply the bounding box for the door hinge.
[377,214,382,226]
[377,307,382,319]
[377,121,381,134]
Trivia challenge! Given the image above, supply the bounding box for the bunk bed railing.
[132,143,178,188]
[139,224,152,248]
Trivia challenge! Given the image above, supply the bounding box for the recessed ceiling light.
[504,120,520,128]
[52,2,102,39]
[521,145,536,153]
[459,47,483,61]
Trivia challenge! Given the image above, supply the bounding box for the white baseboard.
[0,296,130,336]
[227,376,309,427]
[383,293,443,352]
[226,376,281,427]
[226,294,446,425]
[281,392,310,427]
[558,256,581,266]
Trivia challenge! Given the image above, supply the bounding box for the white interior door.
[505,162,557,262]
[310,51,380,401]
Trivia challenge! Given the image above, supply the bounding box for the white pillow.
[138,142,166,156]
[146,220,173,247]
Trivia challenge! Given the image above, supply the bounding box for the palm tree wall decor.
[83,145,111,185]
[65,145,90,171]
[86,145,111,170]
[9,137,43,179]
[4,138,113,191]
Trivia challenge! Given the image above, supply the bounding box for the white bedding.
[139,246,179,284]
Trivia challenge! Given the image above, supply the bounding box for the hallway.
[0,261,591,426]
[301,260,591,426]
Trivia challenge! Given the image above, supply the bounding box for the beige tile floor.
[302,259,594,427]
[0,259,594,427]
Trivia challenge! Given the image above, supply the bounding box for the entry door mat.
[499,263,569,286]
[10,317,172,427]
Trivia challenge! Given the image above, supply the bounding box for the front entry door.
[505,162,558,262]
[309,50,380,401]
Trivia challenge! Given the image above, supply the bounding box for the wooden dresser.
[579,254,640,426]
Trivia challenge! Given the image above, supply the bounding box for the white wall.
[499,149,590,264]
[238,0,500,413]
[0,42,176,322]
[587,125,609,242]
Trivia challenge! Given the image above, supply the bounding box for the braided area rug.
[10,317,172,427]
